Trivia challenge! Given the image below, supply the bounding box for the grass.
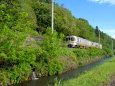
[54,56,115,86]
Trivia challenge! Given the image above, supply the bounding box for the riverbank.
[16,57,110,86]
[55,56,115,86]
[0,48,108,86]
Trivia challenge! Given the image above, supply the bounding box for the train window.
[71,37,75,41]
[66,38,68,41]
[66,37,71,41]
[66,38,69,41]
[66,37,75,41]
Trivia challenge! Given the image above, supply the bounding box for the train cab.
[65,36,77,48]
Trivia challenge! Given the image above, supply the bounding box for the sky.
[55,0,115,39]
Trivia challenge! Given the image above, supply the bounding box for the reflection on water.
[16,57,110,86]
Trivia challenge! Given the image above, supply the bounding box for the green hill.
[0,0,114,85]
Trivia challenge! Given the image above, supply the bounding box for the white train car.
[65,36,102,49]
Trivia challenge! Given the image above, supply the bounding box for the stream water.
[16,57,111,86]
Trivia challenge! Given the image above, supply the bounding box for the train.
[65,36,102,49]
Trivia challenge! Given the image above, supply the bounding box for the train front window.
[71,37,75,41]
[66,38,68,41]
[66,37,70,41]
[66,37,75,41]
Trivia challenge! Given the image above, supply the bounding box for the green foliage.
[42,28,62,57]
[32,2,52,33]
[8,63,31,84]
[36,28,64,75]
[76,18,97,42]
[0,0,114,85]
[72,47,104,65]
[19,0,38,29]
[0,71,10,86]
[103,48,113,57]
[0,0,38,85]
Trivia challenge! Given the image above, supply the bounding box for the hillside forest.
[0,0,115,85]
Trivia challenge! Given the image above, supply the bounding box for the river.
[15,57,111,86]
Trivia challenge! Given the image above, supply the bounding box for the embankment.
[58,56,115,86]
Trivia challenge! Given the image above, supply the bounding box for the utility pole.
[51,0,54,34]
